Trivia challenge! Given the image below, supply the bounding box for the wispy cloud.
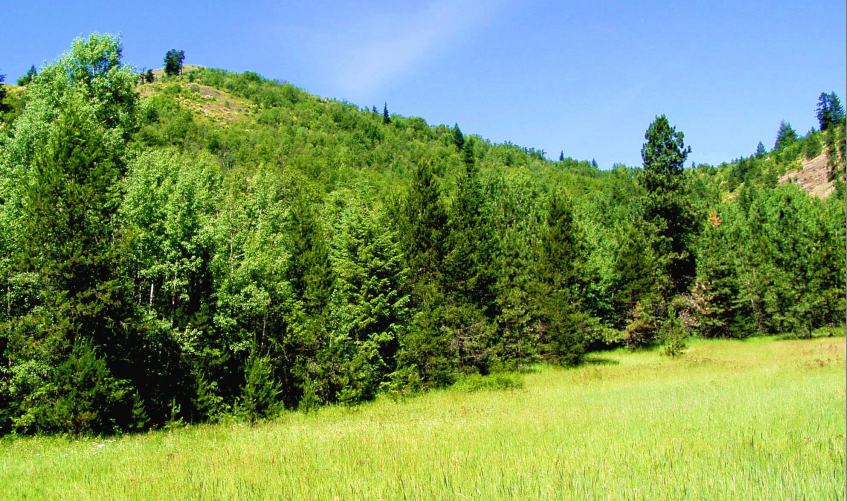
[331,0,508,95]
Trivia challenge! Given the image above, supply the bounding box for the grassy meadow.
[1,336,844,500]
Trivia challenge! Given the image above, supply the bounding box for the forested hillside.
[0,34,843,435]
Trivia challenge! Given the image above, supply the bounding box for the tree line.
[0,34,843,435]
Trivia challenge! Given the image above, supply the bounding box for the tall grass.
[2,336,844,500]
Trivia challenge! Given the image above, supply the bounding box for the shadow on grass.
[582,355,620,366]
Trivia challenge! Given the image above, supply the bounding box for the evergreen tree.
[639,115,697,295]
[559,151,564,162]
[383,102,391,125]
[774,120,797,151]
[239,353,281,422]
[16,66,37,86]
[164,49,185,76]
[394,161,453,386]
[612,223,656,327]
[145,69,155,83]
[286,193,335,315]
[816,92,846,131]
[398,161,448,288]
[452,123,464,151]
[537,192,586,365]
[755,141,766,158]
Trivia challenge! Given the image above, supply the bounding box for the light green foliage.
[1,33,844,435]
[0,337,842,499]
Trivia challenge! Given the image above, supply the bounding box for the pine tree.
[164,49,185,76]
[286,193,335,315]
[399,161,448,287]
[755,141,766,158]
[239,353,281,423]
[452,123,464,151]
[639,115,697,295]
[774,120,797,151]
[537,192,586,365]
[383,102,391,125]
[559,151,564,162]
[613,223,656,327]
[817,92,846,131]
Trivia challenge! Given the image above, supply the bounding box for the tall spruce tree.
[286,193,335,315]
[452,123,465,151]
[639,115,697,295]
[816,92,846,131]
[537,192,586,365]
[382,102,391,125]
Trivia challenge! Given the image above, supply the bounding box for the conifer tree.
[639,115,697,295]
[755,141,766,158]
[612,223,656,327]
[537,192,586,365]
[16,65,37,86]
[286,193,335,315]
[382,102,391,125]
[774,120,797,151]
[452,123,465,151]
[164,49,185,76]
[816,92,846,131]
[399,161,448,287]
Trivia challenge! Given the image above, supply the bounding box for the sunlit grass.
[2,336,844,500]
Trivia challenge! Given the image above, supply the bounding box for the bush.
[452,373,524,393]
[19,339,131,435]
[239,355,281,423]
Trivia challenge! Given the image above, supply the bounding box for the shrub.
[452,373,524,393]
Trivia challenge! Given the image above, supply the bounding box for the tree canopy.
[164,49,186,76]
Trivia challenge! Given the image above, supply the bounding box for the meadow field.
[1,336,844,500]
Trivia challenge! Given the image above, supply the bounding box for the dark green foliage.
[755,141,766,158]
[287,193,335,315]
[816,92,846,131]
[383,102,391,125]
[774,120,797,151]
[639,115,697,295]
[452,123,464,150]
[16,66,37,86]
[239,353,281,422]
[612,223,656,328]
[145,69,155,83]
[1,35,844,437]
[537,192,586,365]
[19,339,130,435]
[164,49,185,77]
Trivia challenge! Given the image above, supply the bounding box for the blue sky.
[3,0,845,168]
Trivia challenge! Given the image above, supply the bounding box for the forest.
[0,34,844,435]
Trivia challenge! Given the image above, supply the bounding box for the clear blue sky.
[3,0,845,168]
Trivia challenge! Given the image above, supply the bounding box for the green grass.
[1,336,844,500]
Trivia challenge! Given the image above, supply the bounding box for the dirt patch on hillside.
[779,153,834,198]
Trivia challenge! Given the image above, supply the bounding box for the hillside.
[779,152,837,198]
[0,34,844,436]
